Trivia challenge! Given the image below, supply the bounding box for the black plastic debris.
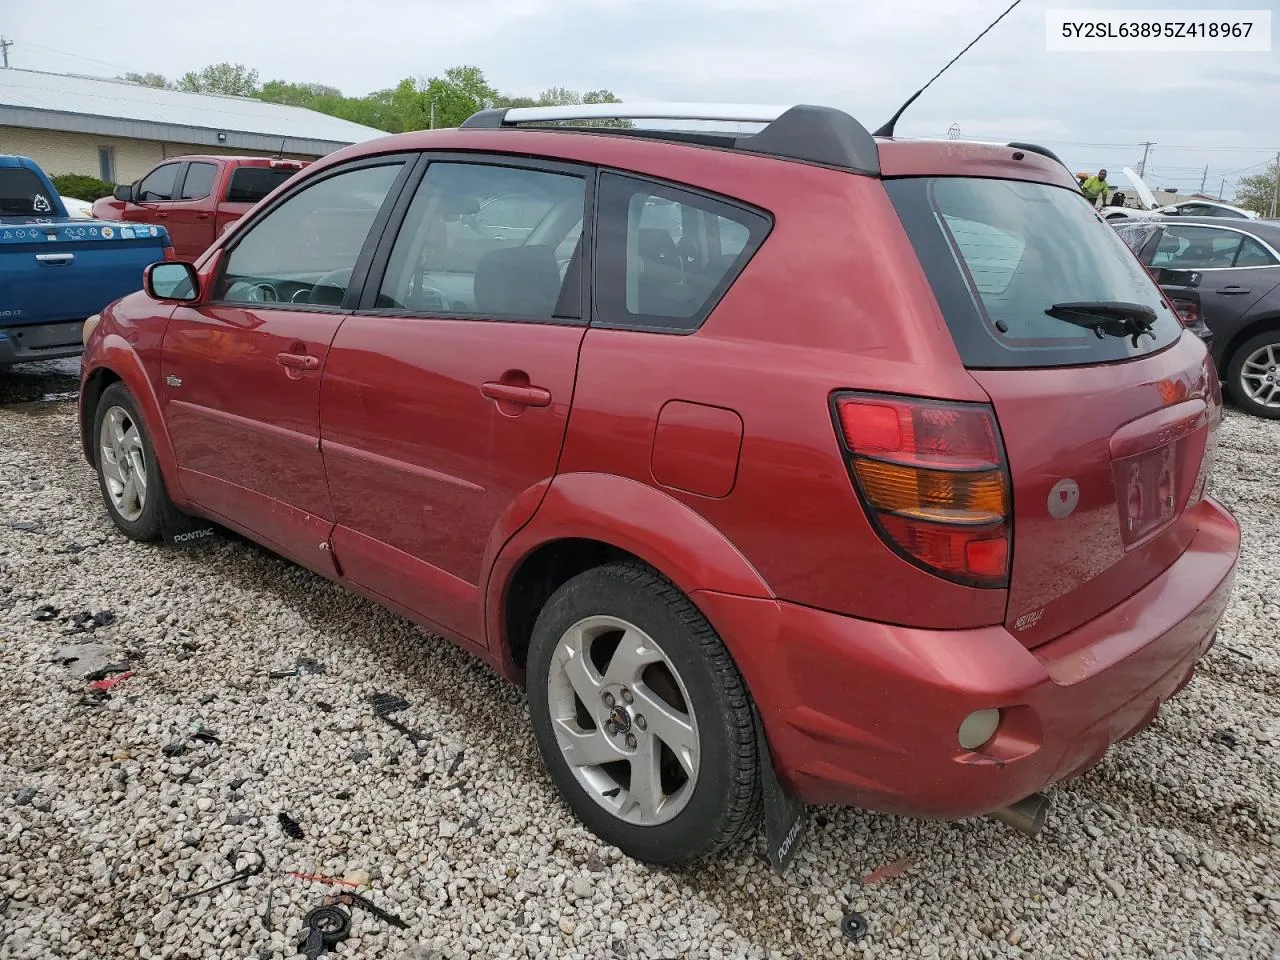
[349,748,372,764]
[31,605,59,622]
[229,778,249,791]
[323,891,409,930]
[173,848,265,902]
[368,693,409,716]
[447,751,465,776]
[840,911,869,941]
[315,702,334,713]
[278,812,304,839]
[1211,728,1240,748]
[13,787,37,806]
[298,904,350,959]
[269,657,327,679]
[334,790,352,801]
[164,726,222,758]
[68,610,116,633]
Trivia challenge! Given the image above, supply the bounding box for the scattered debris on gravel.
[0,387,1277,959]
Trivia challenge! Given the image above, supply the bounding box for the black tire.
[92,382,168,540]
[1226,330,1280,420]
[526,561,760,865]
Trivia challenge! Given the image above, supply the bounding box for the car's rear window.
[226,167,295,204]
[886,177,1183,368]
[0,168,57,217]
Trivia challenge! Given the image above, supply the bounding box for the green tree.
[121,72,170,89]
[1234,161,1280,216]
[258,80,342,108]
[419,65,498,128]
[177,62,260,97]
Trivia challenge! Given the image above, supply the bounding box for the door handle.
[1218,285,1251,295]
[195,212,210,220]
[35,253,74,265]
[155,212,169,219]
[480,382,552,407]
[276,352,320,371]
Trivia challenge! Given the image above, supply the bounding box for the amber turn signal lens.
[853,459,1006,523]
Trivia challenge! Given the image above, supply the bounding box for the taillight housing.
[1171,298,1199,324]
[832,392,1012,589]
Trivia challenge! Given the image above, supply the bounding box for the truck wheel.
[1226,331,1280,419]
[92,383,167,540]
[526,561,760,865]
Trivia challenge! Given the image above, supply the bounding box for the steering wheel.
[309,268,353,307]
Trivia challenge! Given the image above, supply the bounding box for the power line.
[5,37,134,76]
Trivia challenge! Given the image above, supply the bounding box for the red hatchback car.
[78,103,1239,866]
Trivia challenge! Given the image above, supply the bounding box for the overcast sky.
[7,0,1278,199]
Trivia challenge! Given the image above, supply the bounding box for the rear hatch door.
[887,175,1219,648]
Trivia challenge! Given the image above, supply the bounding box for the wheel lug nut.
[625,734,637,749]
[621,689,633,705]
[602,692,614,707]
[634,715,646,730]
[605,720,617,735]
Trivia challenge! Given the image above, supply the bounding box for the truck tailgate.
[0,222,167,326]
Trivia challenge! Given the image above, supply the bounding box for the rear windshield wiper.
[1044,301,1158,347]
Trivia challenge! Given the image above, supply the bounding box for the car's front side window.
[377,162,586,320]
[214,162,404,308]
[137,164,179,202]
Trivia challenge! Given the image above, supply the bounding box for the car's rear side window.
[887,177,1182,368]
[0,168,56,216]
[227,167,295,204]
[594,173,769,333]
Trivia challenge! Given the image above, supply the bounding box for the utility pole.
[1200,165,1208,194]
[429,100,437,130]
[0,37,12,69]
[947,122,961,140]
[1270,151,1280,219]
[1137,141,1155,179]
[1219,179,1225,200]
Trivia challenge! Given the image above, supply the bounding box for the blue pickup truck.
[1,155,172,365]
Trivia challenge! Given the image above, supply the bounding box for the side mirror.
[113,184,134,202]
[144,262,199,302]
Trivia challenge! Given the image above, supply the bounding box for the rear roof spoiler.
[461,102,881,176]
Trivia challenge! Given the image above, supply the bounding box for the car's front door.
[123,161,182,234]
[319,156,590,642]
[167,161,218,259]
[161,156,411,572]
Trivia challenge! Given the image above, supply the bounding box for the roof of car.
[308,103,1080,193]
[1146,216,1280,241]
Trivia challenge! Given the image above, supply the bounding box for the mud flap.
[159,498,218,547]
[754,709,808,875]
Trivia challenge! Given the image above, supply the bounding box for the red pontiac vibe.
[78,103,1239,866]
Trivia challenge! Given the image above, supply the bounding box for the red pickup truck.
[92,156,308,260]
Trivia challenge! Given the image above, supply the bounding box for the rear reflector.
[834,393,1011,588]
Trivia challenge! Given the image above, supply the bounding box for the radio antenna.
[873,0,1024,138]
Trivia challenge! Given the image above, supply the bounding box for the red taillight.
[1171,299,1199,324]
[834,393,1011,588]
[163,244,177,261]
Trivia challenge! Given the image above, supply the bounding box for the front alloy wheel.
[99,405,148,522]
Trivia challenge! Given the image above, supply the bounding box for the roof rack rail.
[461,102,880,176]
[1007,141,1067,169]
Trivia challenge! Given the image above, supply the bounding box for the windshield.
[886,177,1182,368]
[0,168,58,218]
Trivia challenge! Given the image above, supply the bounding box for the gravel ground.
[0,364,1277,960]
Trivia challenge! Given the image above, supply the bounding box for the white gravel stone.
[0,375,1277,959]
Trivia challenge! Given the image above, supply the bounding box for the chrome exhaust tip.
[989,792,1050,836]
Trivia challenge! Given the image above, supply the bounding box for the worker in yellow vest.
[1080,169,1109,207]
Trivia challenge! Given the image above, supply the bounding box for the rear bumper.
[695,497,1239,818]
[0,321,85,365]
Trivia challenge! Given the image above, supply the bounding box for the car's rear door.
[1146,223,1280,335]
[319,154,590,643]
[167,161,219,259]
[162,155,413,572]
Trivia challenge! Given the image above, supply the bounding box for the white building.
[0,68,387,184]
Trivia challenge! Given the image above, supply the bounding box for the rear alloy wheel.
[1227,331,1280,419]
[526,562,760,865]
[93,382,167,540]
